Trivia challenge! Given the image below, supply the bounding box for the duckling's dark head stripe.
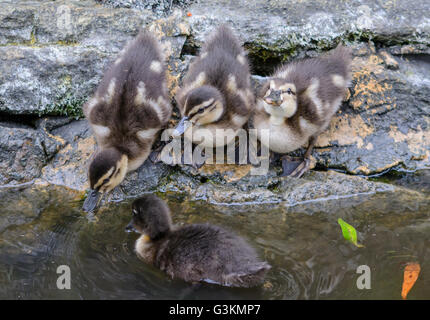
[89,148,123,189]
[188,99,215,118]
[184,86,222,115]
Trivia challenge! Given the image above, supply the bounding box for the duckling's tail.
[327,44,352,84]
[330,43,352,65]
[203,24,244,57]
[225,262,271,288]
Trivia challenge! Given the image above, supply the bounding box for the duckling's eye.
[103,178,109,185]
[284,88,295,95]
[198,108,205,114]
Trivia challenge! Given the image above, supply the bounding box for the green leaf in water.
[337,218,364,248]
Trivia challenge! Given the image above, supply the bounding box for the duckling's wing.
[127,33,172,128]
[274,44,352,93]
[176,25,254,120]
[201,25,244,58]
[84,32,171,150]
[207,26,254,120]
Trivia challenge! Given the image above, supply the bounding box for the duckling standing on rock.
[172,25,254,161]
[82,33,172,212]
[126,195,271,287]
[252,44,352,177]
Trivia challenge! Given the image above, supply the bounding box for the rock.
[0,0,429,193]
[39,120,95,190]
[30,118,411,207]
[0,184,72,233]
[0,45,108,116]
[379,50,399,70]
[24,116,405,207]
[1,0,428,114]
[250,44,430,175]
[183,0,429,74]
[0,123,65,185]
[0,0,155,48]
[96,0,193,15]
[0,1,190,116]
[160,167,397,205]
[314,49,430,174]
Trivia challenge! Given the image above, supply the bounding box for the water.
[0,170,429,300]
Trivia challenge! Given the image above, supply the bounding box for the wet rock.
[109,160,174,200]
[374,169,430,195]
[0,185,56,233]
[160,167,397,205]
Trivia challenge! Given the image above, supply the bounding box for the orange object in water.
[187,12,192,17]
[401,263,421,300]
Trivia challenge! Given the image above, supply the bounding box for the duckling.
[172,25,254,150]
[126,195,271,287]
[252,44,352,177]
[82,33,172,212]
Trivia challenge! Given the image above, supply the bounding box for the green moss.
[244,36,300,75]
[344,30,375,45]
[55,40,79,46]
[30,30,36,46]
[41,89,85,119]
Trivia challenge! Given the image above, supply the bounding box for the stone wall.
[0,0,428,202]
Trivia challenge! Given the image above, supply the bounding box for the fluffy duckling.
[173,25,254,149]
[126,195,271,287]
[252,44,352,177]
[82,33,172,212]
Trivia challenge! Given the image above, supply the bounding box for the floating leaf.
[337,218,364,247]
[401,263,420,300]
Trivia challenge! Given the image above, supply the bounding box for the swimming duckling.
[173,25,254,150]
[126,195,271,287]
[252,44,352,177]
[82,33,172,212]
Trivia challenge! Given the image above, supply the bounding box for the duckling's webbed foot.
[286,157,311,178]
[233,143,249,165]
[280,156,307,177]
[149,141,169,163]
[280,136,315,178]
[192,150,206,169]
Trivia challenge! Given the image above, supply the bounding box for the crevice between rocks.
[0,112,40,129]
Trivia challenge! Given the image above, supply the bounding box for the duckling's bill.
[172,116,191,137]
[265,90,282,106]
[125,220,138,233]
[82,189,102,212]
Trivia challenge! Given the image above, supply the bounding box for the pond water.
[0,170,429,300]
